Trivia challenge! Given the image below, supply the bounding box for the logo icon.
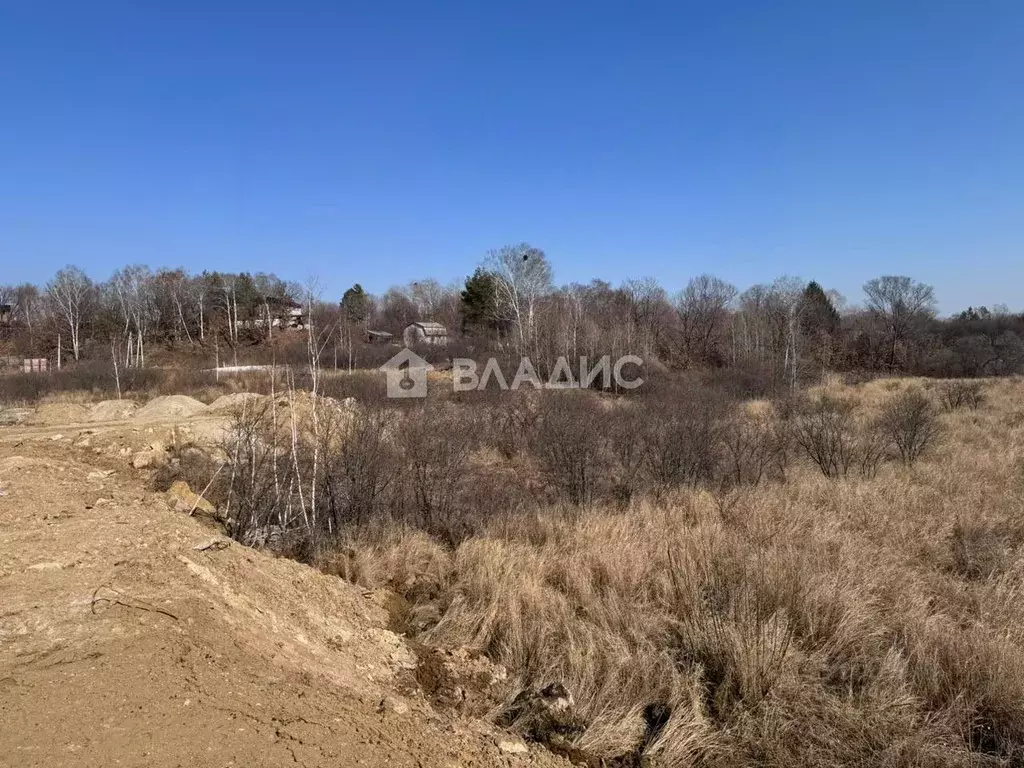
[379,348,433,398]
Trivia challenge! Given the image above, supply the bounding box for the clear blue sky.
[1,1,1022,313]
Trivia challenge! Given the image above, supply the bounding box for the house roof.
[409,321,447,335]
[265,296,302,309]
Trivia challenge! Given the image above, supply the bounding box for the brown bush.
[483,391,539,460]
[790,395,860,478]
[320,406,398,529]
[640,388,726,493]
[718,407,790,487]
[396,402,481,540]
[853,416,890,479]
[221,399,292,546]
[609,403,648,506]
[879,389,942,464]
[531,392,610,507]
[938,380,986,411]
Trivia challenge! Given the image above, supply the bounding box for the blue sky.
[1,1,1022,313]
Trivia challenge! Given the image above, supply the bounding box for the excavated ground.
[0,401,566,768]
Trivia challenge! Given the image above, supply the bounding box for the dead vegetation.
[178,373,1024,766]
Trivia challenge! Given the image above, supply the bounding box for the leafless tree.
[623,277,671,358]
[863,276,937,372]
[47,265,94,361]
[770,276,806,390]
[219,273,239,344]
[485,243,554,353]
[676,274,737,365]
[110,264,157,366]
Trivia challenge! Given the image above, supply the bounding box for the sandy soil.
[0,406,565,767]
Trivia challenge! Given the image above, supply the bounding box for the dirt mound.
[0,437,565,768]
[205,392,263,413]
[277,391,356,422]
[25,402,90,426]
[0,407,33,426]
[88,399,140,421]
[133,395,207,421]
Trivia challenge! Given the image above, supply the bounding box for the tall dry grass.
[341,377,1024,766]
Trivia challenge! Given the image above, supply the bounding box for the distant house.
[237,297,306,331]
[0,356,47,373]
[265,297,306,329]
[403,321,448,347]
[365,329,394,344]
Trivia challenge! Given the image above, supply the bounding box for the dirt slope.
[0,423,564,767]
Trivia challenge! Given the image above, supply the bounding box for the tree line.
[1,244,1022,382]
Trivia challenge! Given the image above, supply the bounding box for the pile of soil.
[0,408,33,426]
[88,399,140,421]
[205,392,263,414]
[24,402,90,426]
[0,435,563,768]
[133,395,207,422]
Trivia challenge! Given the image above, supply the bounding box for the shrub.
[854,416,890,479]
[320,406,398,529]
[318,370,392,406]
[718,407,790,487]
[640,387,727,493]
[483,391,539,460]
[791,395,860,478]
[879,389,941,465]
[609,403,648,506]
[396,402,481,540]
[938,381,985,411]
[531,392,610,507]
[221,399,293,546]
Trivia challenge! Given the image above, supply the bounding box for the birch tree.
[485,243,553,353]
[47,266,94,361]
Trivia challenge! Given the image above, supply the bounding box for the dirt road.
[0,414,563,767]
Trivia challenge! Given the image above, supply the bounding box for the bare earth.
[0,405,564,767]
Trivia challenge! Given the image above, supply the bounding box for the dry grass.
[342,376,1024,766]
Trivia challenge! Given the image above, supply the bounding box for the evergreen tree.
[460,268,500,334]
[340,283,372,326]
[800,281,840,336]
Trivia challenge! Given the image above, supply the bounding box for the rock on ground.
[166,479,217,516]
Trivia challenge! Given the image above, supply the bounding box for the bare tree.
[253,272,290,340]
[623,277,671,358]
[485,243,554,353]
[676,274,737,365]
[162,268,196,344]
[863,276,937,372]
[218,273,239,345]
[47,265,94,361]
[770,276,806,390]
[109,264,157,367]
